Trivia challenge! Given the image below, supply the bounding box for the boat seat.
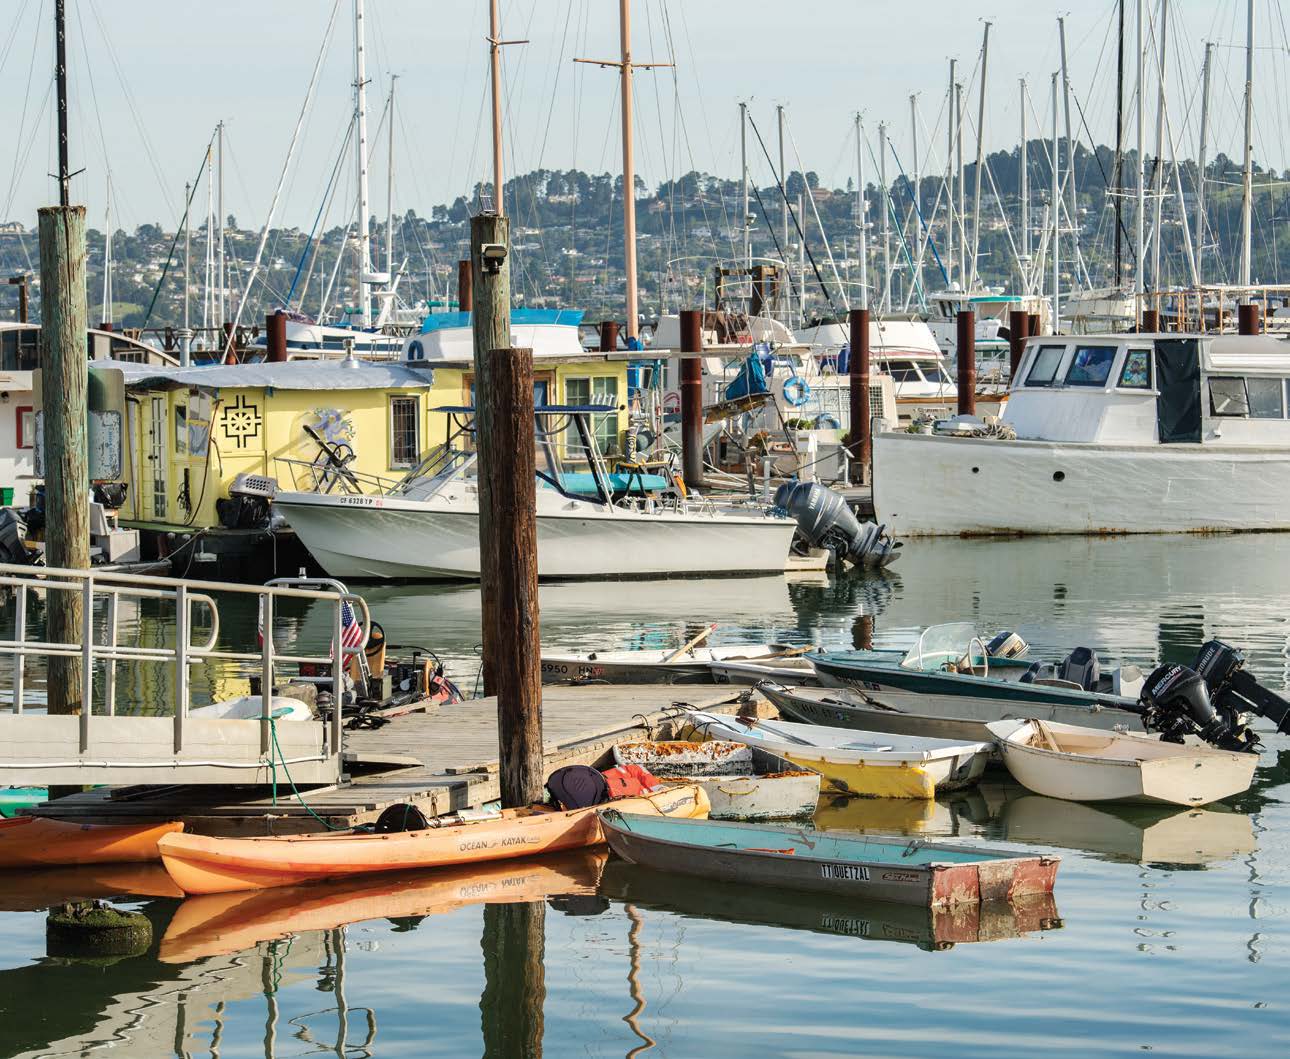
[1056,647,1100,692]
[1031,677,1084,690]
[1019,661,1058,685]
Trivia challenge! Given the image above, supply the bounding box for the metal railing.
[0,562,369,778]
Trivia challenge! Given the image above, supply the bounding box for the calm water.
[1,533,1288,1057]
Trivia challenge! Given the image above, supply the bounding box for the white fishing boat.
[275,405,798,581]
[873,332,1290,535]
[681,710,991,800]
[986,719,1259,807]
[611,740,820,821]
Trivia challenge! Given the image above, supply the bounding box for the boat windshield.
[901,623,986,672]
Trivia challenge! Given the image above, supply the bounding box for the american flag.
[333,599,366,655]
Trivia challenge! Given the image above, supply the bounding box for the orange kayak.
[159,849,607,962]
[160,784,710,895]
[0,816,184,868]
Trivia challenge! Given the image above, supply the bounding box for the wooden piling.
[265,310,287,363]
[458,258,474,313]
[956,310,976,416]
[8,276,30,322]
[481,344,544,807]
[37,205,90,747]
[847,307,871,484]
[480,901,546,1058]
[679,309,705,490]
[471,212,511,698]
[1238,303,1260,336]
[598,320,619,352]
[1007,309,1030,380]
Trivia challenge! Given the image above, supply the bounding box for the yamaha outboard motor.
[1138,663,1260,752]
[986,631,1029,659]
[773,481,901,569]
[1194,639,1290,735]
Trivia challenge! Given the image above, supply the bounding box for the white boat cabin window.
[1247,377,1285,419]
[389,395,421,467]
[1117,348,1153,389]
[1064,345,1118,387]
[1208,377,1250,417]
[884,359,922,382]
[1024,345,1067,386]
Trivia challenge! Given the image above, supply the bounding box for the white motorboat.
[274,405,797,581]
[541,639,817,685]
[681,710,991,799]
[873,332,1290,535]
[986,719,1259,807]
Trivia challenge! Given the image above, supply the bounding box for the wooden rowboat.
[987,719,1259,807]
[0,816,184,868]
[682,710,991,799]
[599,812,1060,908]
[159,850,607,963]
[613,740,821,821]
[159,784,709,895]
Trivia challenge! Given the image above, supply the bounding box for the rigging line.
[7,80,54,274]
[140,145,212,329]
[747,182,800,304]
[85,0,175,216]
[885,140,950,298]
[2,0,45,227]
[745,112,844,321]
[286,115,356,311]
[1069,74,1136,272]
[226,0,342,353]
[0,1,29,80]
[785,120,845,309]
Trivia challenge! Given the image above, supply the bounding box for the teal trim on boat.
[0,788,47,819]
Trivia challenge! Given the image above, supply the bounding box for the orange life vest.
[601,763,659,799]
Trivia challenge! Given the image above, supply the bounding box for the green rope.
[268,716,346,831]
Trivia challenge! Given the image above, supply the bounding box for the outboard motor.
[1057,648,1100,692]
[1138,663,1260,752]
[1194,639,1290,735]
[0,509,29,566]
[986,631,1029,659]
[773,481,901,569]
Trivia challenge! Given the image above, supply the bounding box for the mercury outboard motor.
[1138,663,1260,752]
[1194,639,1290,735]
[773,481,901,569]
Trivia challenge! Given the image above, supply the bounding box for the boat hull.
[276,493,798,581]
[662,774,820,821]
[0,817,184,868]
[873,430,1290,535]
[600,813,1060,908]
[159,785,709,895]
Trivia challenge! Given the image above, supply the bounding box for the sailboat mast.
[910,93,921,303]
[489,0,505,215]
[1114,0,1124,289]
[956,82,966,291]
[386,76,396,282]
[1020,79,1029,276]
[54,0,71,207]
[1051,72,1060,331]
[946,62,956,289]
[971,21,991,289]
[620,0,638,340]
[102,177,113,324]
[1240,0,1255,292]
[1152,0,1168,295]
[741,102,750,270]
[217,121,225,326]
[354,0,373,328]
[1135,0,1146,324]
[778,105,788,266]
[1195,41,1213,286]
[879,121,891,312]
[856,114,869,311]
[184,182,191,330]
[1058,17,1076,263]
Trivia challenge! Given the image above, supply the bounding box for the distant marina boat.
[873,332,1290,535]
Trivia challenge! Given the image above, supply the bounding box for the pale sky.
[1,0,1283,232]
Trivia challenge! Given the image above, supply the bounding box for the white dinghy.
[986,719,1259,807]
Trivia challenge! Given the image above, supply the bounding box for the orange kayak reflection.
[159,849,608,963]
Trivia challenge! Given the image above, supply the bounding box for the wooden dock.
[31,684,745,835]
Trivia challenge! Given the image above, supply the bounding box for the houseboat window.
[1025,345,1066,386]
[1208,377,1249,417]
[188,394,211,457]
[1117,349,1152,389]
[389,396,421,467]
[1247,377,1284,419]
[564,376,620,455]
[174,405,188,456]
[1064,345,1117,386]
[16,407,34,449]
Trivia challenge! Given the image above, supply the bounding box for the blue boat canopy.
[419,308,585,334]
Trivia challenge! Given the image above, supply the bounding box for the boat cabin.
[1005,333,1290,446]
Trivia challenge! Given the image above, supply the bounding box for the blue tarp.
[419,308,585,334]
[724,349,773,402]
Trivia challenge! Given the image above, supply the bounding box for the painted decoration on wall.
[221,394,263,449]
[310,407,355,448]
